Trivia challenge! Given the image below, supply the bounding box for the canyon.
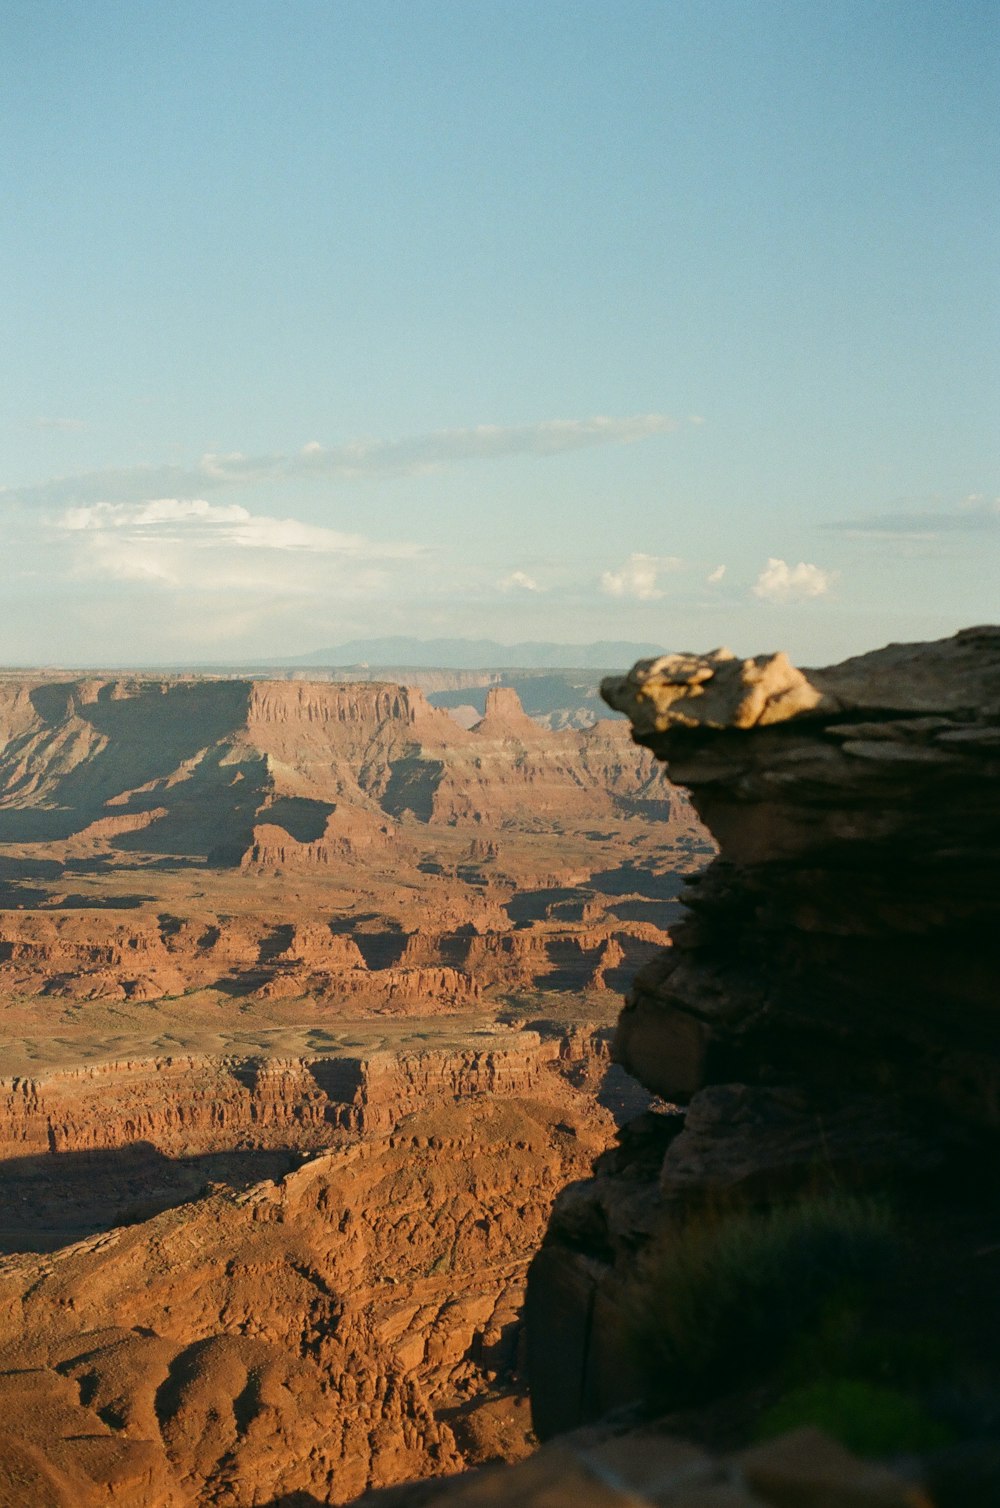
[0,677,706,1010]
[0,672,694,1505]
[2,629,997,1508]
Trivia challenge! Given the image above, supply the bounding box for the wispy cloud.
[33,416,86,432]
[58,498,416,556]
[827,495,1000,540]
[3,413,685,509]
[50,498,422,594]
[499,569,541,592]
[752,558,835,604]
[706,564,726,584]
[600,552,683,601]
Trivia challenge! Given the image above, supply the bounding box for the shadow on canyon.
[258,1497,329,1506]
[0,1059,653,1257]
[0,1141,305,1254]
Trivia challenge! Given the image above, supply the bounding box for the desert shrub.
[625,1192,897,1407]
[757,1377,954,1454]
[784,1301,955,1390]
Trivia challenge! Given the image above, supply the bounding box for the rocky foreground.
[0,1027,644,1504]
[514,627,1000,1507]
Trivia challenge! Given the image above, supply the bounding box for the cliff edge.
[520,627,1000,1506]
[600,625,1000,1123]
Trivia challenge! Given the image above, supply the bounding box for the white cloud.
[499,570,541,592]
[600,552,683,601]
[56,499,416,557]
[49,498,422,594]
[752,558,835,603]
[61,499,249,532]
[3,413,687,509]
[707,564,726,584]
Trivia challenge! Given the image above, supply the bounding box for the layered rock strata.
[0,1026,612,1162]
[0,1031,633,1504]
[526,627,1000,1442]
[0,907,669,1005]
[0,1026,632,1255]
[0,678,688,855]
[0,676,706,1007]
[601,627,1000,1123]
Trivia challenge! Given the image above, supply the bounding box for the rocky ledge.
[523,628,1000,1505]
[601,625,1000,1123]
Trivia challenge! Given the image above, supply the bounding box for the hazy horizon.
[3,1,997,666]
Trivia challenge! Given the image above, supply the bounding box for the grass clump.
[760,1303,961,1454]
[757,1378,953,1455]
[784,1302,955,1391]
[626,1192,897,1408]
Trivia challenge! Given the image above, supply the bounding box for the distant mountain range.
[267,637,664,670]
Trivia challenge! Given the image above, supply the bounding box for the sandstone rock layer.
[0,1033,626,1504]
[526,628,1000,1458]
[602,626,1000,1124]
[0,676,708,1008]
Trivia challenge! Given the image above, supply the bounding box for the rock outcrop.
[526,627,1000,1465]
[600,626,1000,1123]
[0,1030,634,1504]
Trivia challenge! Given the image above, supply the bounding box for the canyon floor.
[0,672,708,1505]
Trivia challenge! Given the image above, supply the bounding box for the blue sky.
[2,0,997,665]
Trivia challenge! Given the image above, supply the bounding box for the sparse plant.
[625,1192,897,1407]
[784,1300,955,1390]
[757,1377,954,1455]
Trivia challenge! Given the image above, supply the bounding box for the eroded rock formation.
[0,677,708,1007]
[0,1025,612,1167]
[0,1030,636,1504]
[600,626,1000,1123]
[526,627,1000,1458]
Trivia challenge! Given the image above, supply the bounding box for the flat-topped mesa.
[601,626,1000,1124]
[246,679,445,729]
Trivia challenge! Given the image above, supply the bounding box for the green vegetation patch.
[626,1193,898,1408]
[757,1377,953,1455]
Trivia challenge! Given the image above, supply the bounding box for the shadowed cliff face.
[0,1030,642,1505]
[526,627,1000,1457]
[601,626,1000,1125]
[0,676,710,1009]
[0,678,680,850]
